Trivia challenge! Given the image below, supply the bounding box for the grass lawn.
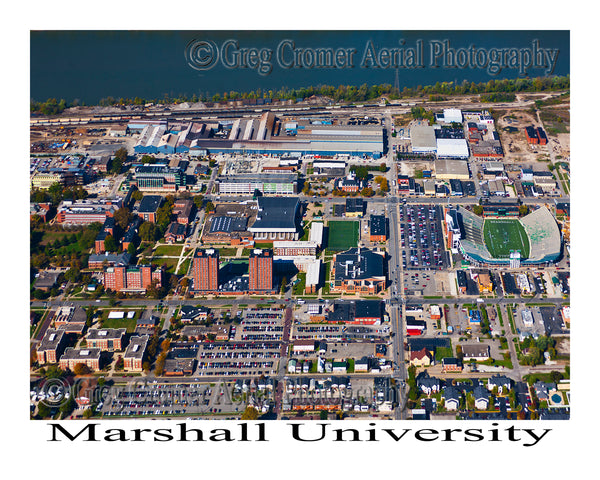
[101,310,140,333]
[219,248,238,257]
[37,231,73,246]
[483,219,530,258]
[327,221,359,252]
[293,272,307,295]
[150,257,179,273]
[177,258,192,276]
[154,245,183,256]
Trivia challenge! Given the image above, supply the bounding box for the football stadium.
[455,206,561,265]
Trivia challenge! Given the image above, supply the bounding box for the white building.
[516,274,531,294]
[436,138,470,159]
[442,108,463,124]
[309,222,324,247]
[521,309,534,326]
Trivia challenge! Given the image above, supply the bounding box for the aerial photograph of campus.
[28,29,572,423]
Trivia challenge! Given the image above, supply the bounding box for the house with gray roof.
[443,386,460,411]
[473,385,490,410]
[487,374,512,393]
[417,371,441,395]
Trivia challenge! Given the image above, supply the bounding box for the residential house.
[462,344,491,362]
[443,386,460,411]
[487,374,512,394]
[417,371,441,395]
[473,385,490,410]
[410,347,433,367]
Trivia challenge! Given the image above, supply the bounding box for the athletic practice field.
[327,221,359,251]
[483,219,530,258]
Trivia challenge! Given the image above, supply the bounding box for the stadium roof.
[520,206,561,262]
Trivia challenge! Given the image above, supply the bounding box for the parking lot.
[402,270,438,296]
[100,380,273,418]
[232,308,285,342]
[293,324,390,342]
[196,341,281,377]
[399,204,448,271]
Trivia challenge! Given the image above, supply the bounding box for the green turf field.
[483,219,530,258]
[327,221,359,251]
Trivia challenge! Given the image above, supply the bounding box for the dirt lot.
[556,337,570,356]
[495,110,541,163]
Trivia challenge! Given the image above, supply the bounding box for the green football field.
[483,219,530,258]
[327,221,359,251]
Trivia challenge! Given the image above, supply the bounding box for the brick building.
[369,215,388,242]
[249,249,274,292]
[59,348,101,371]
[86,328,126,351]
[103,265,162,293]
[137,195,163,223]
[123,335,149,372]
[36,329,68,364]
[193,248,219,292]
[331,248,386,295]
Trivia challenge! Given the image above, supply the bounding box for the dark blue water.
[30,30,569,104]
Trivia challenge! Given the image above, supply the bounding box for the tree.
[59,396,77,417]
[361,187,374,197]
[241,406,259,420]
[141,155,156,164]
[64,266,81,284]
[193,195,204,210]
[103,234,117,252]
[472,205,484,216]
[352,166,369,181]
[518,205,529,216]
[280,276,287,294]
[139,222,158,242]
[37,402,52,419]
[132,190,144,202]
[114,207,133,230]
[154,352,167,376]
[114,147,128,164]
[319,410,329,420]
[380,178,389,192]
[72,363,91,376]
[127,242,137,256]
[205,201,215,213]
[379,162,387,172]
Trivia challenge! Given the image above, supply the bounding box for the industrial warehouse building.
[410,125,437,154]
[435,159,470,180]
[134,115,383,158]
[436,138,470,159]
